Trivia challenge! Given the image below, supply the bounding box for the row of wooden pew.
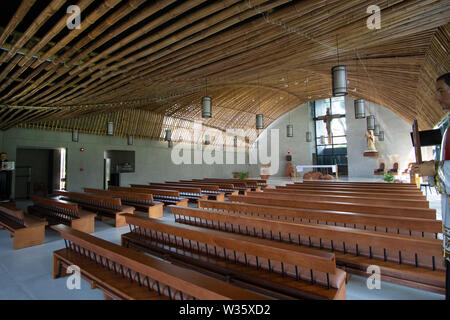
[200,181,444,294]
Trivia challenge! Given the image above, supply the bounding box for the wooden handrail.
[109,186,181,197]
[131,184,202,194]
[32,195,79,212]
[123,214,337,274]
[284,184,423,194]
[51,224,266,300]
[197,200,441,234]
[84,188,154,201]
[55,191,122,207]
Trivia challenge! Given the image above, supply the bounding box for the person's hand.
[411,160,436,176]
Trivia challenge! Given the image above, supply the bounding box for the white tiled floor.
[0,177,445,300]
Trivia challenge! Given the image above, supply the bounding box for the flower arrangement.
[383,171,395,182]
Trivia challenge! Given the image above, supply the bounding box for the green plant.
[383,171,394,182]
[239,172,249,180]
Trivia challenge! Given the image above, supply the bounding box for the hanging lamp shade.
[107,121,114,135]
[72,129,79,142]
[306,131,312,142]
[331,66,348,97]
[367,115,375,131]
[233,136,238,147]
[204,135,211,145]
[374,124,380,136]
[127,135,133,145]
[354,99,366,119]
[378,131,384,141]
[164,129,172,141]
[202,96,212,118]
[168,140,173,148]
[287,124,293,137]
[256,114,264,130]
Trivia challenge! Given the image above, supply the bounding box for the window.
[313,97,348,176]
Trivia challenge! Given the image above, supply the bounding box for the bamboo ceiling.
[0,0,449,144]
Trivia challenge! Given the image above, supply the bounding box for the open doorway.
[15,147,67,199]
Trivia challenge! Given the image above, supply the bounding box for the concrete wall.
[345,96,416,178]
[255,103,314,177]
[1,128,259,198]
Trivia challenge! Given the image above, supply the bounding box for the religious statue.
[316,108,343,144]
[365,130,377,152]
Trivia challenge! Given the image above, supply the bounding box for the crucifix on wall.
[316,108,345,144]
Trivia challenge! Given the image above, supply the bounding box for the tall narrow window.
[313,97,348,176]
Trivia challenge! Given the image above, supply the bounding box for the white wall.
[1,128,259,198]
[345,96,416,178]
[255,103,314,177]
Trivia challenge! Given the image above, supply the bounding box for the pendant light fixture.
[127,135,133,145]
[354,99,365,119]
[332,36,348,97]
[204,134,211,145]
[233,136,238,147]
[374,124,380,136]
[202,78,211,118]
[256,75,263,130]
[378,131,384,141]
[367,115,375,131]
[107,121,114,136]
[287,109,293,137]
[320,135,326,145]
[72,129,79,142]
[306,131,312,142]
[164,129,171,142]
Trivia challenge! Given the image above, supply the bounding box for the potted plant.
[239,172,249,180]
[383,171,394,183]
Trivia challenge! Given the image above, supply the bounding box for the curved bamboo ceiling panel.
[0,0,449,141]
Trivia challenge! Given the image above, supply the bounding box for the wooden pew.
[27,195,95,233]
[109,186,189,206]
[121,214,347,300]
[228,195,436,220]
[83,188,164,218]
[284,184,424,195]
[54,191,134,228]
[180,180,247,195]
[0,202,47,249]
[167,181,239,196]
[299,181,418,189]
[196,179,262,192]
[197,200,442,238]
[155,182,226,201]
[274,186,427,201]
[249,190,430,208]
[131,184,208,203]
[171,205,445,294]
[202,178,269,189]
[51,224,266,300]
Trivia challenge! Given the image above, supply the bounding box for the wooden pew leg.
[216,194,225,202]
[71,217,95,234]
[52,255,68,279]
[176,200,188,207]
[115,214,128,228]
[148,204,163,219]
[13,225,45,250]
[334,281,346,300]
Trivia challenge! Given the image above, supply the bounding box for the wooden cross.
[316,108,344,144]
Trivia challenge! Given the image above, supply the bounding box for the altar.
[296,164,339,180]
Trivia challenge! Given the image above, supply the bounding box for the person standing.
[412,72,450,300]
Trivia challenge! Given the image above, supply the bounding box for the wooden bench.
[249,190,430,208]
[171,205,445,294]
[83,188,164,219]
[285,184,424,195]
[274,186,427,201]
[121,214,347,300]
[167,181,239,197]
[0,202,47,249]
[54,191,134,228]
[203,178,269,189]
[109,186,188,206]
[156,182,226,201]
[51,224,266,300]
[131,184,208,203]
[300,181,418,189]
[228,195,436,220]
[180,180,243,195]
[27,195,95,233]
[197,200,442,239]
[196,179,261,192]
